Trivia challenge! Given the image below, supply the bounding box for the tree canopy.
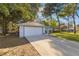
[43,3,79,33]
[0,3,40,35]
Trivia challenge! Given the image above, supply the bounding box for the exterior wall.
[42,27,46,34]
[19,26,24,37]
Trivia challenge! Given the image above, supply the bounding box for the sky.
[37,3,79,25]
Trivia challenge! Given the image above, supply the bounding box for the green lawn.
[52,32,79,42]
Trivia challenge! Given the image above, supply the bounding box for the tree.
[42,19,57,32]
[59,3,77,33]
[42,20,49,26]
[0,4,10,35]
[43,3,64,32]
[67,4,77,34]
[9,4,38,22]
[50,20,57,31]
[69,3,77,33]
[29,3,40,21]
[0,3,40,35]
[59,10,70,31]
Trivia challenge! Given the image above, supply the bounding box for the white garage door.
[24,27,43,37]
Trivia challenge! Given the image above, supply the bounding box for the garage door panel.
[24,27,30,36]
[24,27,43,37]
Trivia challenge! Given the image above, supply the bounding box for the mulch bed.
[0,34,40,56]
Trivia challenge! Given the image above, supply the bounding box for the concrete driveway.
[26,35,79,56]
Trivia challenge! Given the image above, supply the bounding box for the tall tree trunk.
[56,12,61,32]
[2,19,6,36]
[2,17,8,36]
[67,16,69,32]
[72,3,77,34]
[50,15,52,20]
[50,15,54,32]
[72,14,76,34]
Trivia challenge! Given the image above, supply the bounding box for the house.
[19,22,52,37]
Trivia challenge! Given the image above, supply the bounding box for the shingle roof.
[18,22,45,27]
